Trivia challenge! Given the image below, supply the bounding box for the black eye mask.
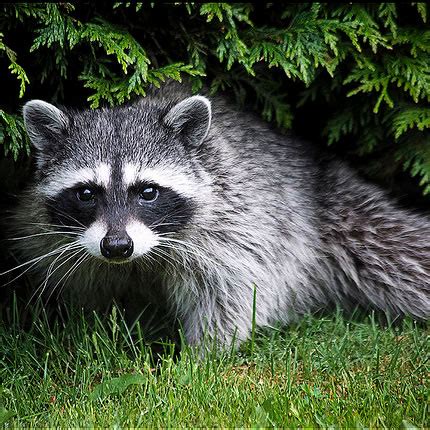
[46,180,196,235]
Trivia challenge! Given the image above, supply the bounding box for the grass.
[0,304,428,428]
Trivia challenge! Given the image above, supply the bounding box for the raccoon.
[8,81,430,347]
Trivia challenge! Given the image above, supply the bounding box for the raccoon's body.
[10,82,430,347]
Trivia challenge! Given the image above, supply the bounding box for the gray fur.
[10,81,430,348]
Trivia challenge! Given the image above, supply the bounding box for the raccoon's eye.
[76,187,95,202]
[139,186,159,203]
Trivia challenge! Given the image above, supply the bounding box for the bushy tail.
[323,167,430,320]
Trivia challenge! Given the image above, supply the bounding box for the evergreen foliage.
[0,3,429,194]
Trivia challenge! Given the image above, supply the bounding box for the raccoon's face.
[23,94,212,263]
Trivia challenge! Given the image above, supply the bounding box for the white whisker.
[157,236,222,269]
[45,250,89,303]
[8,231,82,241]
[0,242,82,277]
[29,246,84,305]
[20,222,85,231]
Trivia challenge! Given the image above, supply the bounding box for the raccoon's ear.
[23,100,69,151]
[164,95,211,146]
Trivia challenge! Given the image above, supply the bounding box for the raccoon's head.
[23,94,212,264]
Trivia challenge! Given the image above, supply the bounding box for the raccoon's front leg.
[179,292,255,349]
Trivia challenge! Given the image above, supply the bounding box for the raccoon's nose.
[100,233,134,260]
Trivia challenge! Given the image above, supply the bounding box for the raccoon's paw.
[180,320,246,359]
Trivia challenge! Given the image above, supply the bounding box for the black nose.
[100,233,134,259]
